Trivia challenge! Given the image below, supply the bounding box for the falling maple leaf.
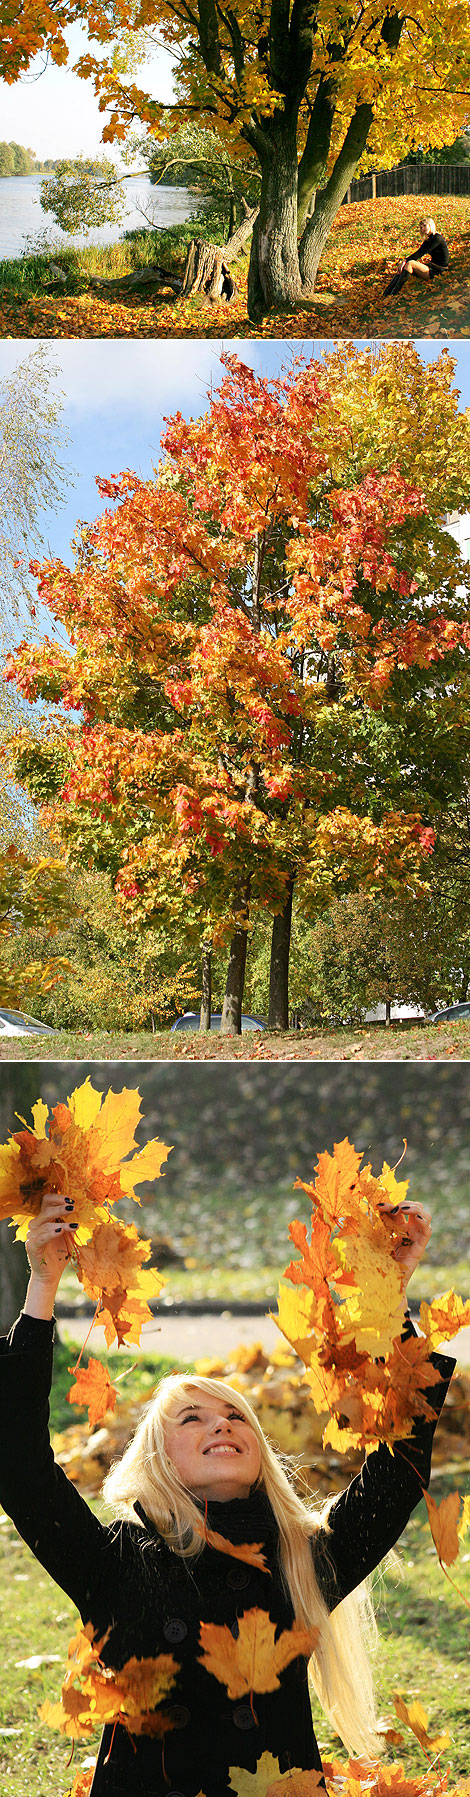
[198,1608,317,1699]
[67,1359,118,1428]
[197,1524,269,1571]
[393,1694,451,1755]
[40,1621,178,1740]
[423,1489,461,1567]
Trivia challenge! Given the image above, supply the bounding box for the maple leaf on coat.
[198,1608,317,1699]
[226,1755,324,1796]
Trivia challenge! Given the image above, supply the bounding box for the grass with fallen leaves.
[2,1019,470,1059]
[0,196,468,338]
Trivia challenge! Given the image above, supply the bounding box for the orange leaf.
[423,1488,461,1567]
[198,1608,317,1698]
[67,1359,117,1427]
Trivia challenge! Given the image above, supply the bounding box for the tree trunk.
[298,14,403,292]
[220,882,251,1034]
[298,101,375,290]
[200,944,212,1030]
[247,119,302,322]
[268,876,295,1030]
[385,999,392,1026]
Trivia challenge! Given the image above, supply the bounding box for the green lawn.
[2,1020,470,1060]
[1,1468,468,1795]
[55,1258,470,1314]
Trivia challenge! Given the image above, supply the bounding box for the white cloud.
[0,339,281,420]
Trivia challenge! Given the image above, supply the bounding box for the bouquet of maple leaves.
[1,1091,469,1797]
[0,1076,170,1423]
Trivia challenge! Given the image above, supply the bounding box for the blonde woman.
[384,215,449,294]
[0,1193,454,1797]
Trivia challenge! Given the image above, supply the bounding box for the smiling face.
[163,1388,262,1502]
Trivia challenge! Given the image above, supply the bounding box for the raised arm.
[313,1339,454,1609]
[0,1195,117,1621]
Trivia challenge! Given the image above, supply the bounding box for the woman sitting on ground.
[384,215,449,294]
[0,1191,455,1796]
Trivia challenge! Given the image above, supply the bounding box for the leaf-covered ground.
[0,196,468,339]
[2,1020,470,1059]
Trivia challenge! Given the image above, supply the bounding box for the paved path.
[60,1312,470,1367]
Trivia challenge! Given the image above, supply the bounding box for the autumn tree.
[6,342,470,1033]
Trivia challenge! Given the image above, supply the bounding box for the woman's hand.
[25,1193,77,1300]
[378,1199,432,1286]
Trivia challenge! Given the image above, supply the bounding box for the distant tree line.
[0,143,74,177]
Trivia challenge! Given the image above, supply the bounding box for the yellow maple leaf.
[419,1289,470,1349]
[198,1609,317,1699]
[227,1755,324,1796]
[393,1693,451,1754]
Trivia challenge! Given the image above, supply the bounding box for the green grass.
[56,1259,470,1315]
[3,1019,470,1060]
[0,210,223,301]
[1,1468,468,1794]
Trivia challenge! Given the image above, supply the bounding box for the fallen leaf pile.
[1,196,469,340]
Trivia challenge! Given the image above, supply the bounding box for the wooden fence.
[343,163,470,203]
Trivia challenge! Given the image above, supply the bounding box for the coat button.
[233,1703,258,1730]
[163,1618,188,1644]
[168,1705,191,1728]
[226,1566,250,1589]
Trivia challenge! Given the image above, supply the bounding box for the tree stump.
[181,238,237,301]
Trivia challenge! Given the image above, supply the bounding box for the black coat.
[0,1311,455,1797]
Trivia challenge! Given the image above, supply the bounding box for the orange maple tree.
[7,345,470,1033]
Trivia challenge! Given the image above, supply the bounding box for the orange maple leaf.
[67,1359,118,1427]
[197,1524,269,1571]
[40,1621,178,1741]
[423,1488,461,1567]
[198,1608,317,1698]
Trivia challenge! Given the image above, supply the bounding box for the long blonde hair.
[103,1373,380,1760]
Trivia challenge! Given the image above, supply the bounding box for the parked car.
[0,1007,55,1037]
[428,1001,470,1023]
[171,1012,265,1032]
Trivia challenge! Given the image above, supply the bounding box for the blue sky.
[1,335,470,586]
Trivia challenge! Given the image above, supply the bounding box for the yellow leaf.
[198,1609,317,1699]
[119,1137,172,1199]
[31,1099,49,1139]
[67,1078,103,1133]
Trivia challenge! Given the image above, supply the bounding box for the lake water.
[0,174,200,260]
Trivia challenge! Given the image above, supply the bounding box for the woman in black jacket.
[0,1192,455,1797]
[384,215,449,294]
